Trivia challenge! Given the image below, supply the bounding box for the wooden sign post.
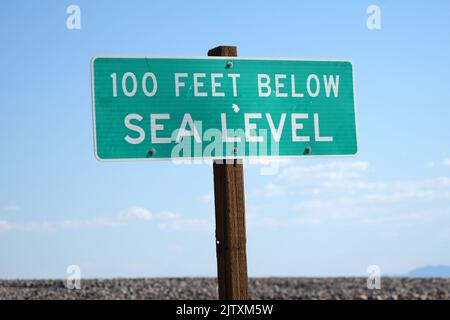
[209,46,249,300]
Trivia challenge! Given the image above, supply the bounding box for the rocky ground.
[0,278,449,300]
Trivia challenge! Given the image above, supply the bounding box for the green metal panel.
[91,57,357,160]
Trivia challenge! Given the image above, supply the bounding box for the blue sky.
[0,0,450,279]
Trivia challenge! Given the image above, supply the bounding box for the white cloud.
[121,207,152,220]
[265,183,284,196]
[153,211,181,220]
[444,158,450,167]
[248,158,294,175]
[0,206,185,233]
[200,191,214,203]
[246,214,320,230]
[0,220,12,230]
[276,161,369,184]
[159,218,213,231]
[248,159,450,228]
[18,218,124,232]
[249,158,293,167]
[120,207,180,221]
[252,161,369,199]
[4,158,449,234]
[1,205,19,212]
[253,183,286,197]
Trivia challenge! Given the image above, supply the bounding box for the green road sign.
[91,56,357,161]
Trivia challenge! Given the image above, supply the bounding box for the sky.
[0,0,450,279]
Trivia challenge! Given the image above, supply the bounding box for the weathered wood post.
[208,46,249,300]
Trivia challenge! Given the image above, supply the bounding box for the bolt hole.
[304,146,312,155]
[147,148,156,157]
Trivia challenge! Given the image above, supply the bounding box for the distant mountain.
[406,265,450,278]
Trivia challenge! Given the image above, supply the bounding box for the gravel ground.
[0,278,449,300]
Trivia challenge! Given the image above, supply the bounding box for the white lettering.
[291,113,310,142]
[314,113,333,142]
[175,73,188,97]
[124,113,145,144]
[244,113,263,142]
[257,74,271,97]
[150,114,171,143]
